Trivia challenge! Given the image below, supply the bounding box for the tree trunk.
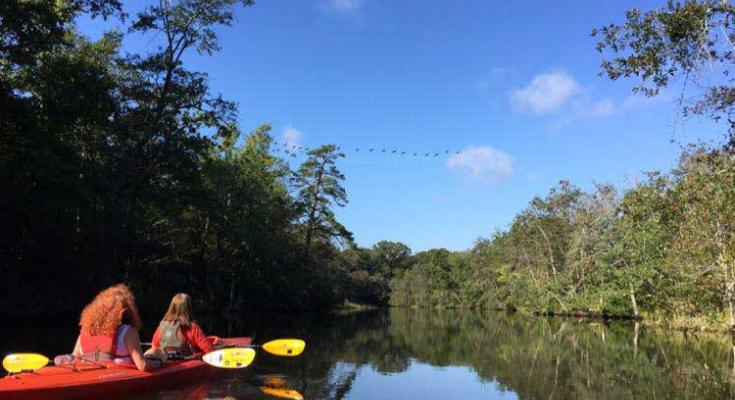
[634,322,640,356]
[720,251,735,331]
[536,225,556,276]
[629,285,639,317]
[303,164,324,260]
[226,269,237,333]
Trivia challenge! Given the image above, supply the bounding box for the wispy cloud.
[322,0,363,14]
[574,98,616,117]
[510,71,581,115]
[479,66,511,89]
[587,98,616,117]
[281,125,303,150]
[510,71,617,118]
[446,146,513,185]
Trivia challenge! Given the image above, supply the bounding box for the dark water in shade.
[3,308,735,399]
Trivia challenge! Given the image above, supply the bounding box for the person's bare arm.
[72,336,82,357]
[123,328,163,371]
[144,325,162,356]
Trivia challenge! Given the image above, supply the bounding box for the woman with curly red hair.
[57,284,165,371]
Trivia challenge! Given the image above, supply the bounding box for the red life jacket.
[80,329,116,354]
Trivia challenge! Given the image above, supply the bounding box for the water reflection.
[251,309,735,400]
[3,309,735,399]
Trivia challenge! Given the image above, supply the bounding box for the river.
[2,308,734,399]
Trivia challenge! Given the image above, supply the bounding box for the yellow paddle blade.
[261,339,306,357]
[3,353,49,373]
[202,348,256,369]
[260,387,304,400]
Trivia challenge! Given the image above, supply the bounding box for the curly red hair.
[79,284,142,336]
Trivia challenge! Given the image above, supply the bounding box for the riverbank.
[392,304,735,334]
[333,301,380,315]
[534,309,735,334]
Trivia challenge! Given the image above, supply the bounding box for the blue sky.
[79,1,725,252]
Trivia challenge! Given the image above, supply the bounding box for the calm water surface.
[3,309,735,399]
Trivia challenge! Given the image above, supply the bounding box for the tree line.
[342,145,735,333]
[1,0,361,319]
[388,148,735,329]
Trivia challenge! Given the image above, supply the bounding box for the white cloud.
[574,98,616,117]
[325,0,363,13]
[446,146,514,184]
[586,98,616,117]
[510,71,620,119]
[281,125,303,150]
[510,72,581,115]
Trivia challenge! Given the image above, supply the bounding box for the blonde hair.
[162,293,193,326]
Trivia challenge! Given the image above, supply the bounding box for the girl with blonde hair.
[146,293,214,356]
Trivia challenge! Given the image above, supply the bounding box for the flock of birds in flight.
[269,141,462,158]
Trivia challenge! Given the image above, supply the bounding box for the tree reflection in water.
[250,309,735,400]
[3,310,735,399]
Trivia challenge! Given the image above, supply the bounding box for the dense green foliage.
[0,0,355,318]
[388,148,735,329]
[338,241,412,305]
[592,0,735,148]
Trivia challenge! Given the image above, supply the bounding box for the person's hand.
[159,352,168,363]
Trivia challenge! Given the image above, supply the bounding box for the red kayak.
[0,337,251,400]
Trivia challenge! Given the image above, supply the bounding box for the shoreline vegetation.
[383,147,735,332]
[340,305,735,335]
[2,1,735,335]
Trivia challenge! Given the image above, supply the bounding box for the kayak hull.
[0,337,251,400]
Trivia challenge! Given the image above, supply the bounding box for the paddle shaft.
[140,342,264,348]
[140,342,303,357]
[139,338,305,357]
